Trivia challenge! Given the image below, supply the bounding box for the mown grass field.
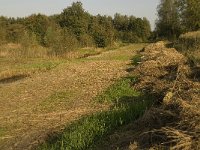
[0,43,147,149]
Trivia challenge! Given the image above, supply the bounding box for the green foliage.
[44,27,78,55]
[6,23,26,43]
[89,15,115,48]
[177,0,200,31]
[79,34,95,47]
[39,78,154,150]
[156,0,182,40]
[113,14,151,43]
[20,31,38,49]
[131,54,142,66]
[0,1,151,55]
[59,2,90,38]
[0,26,6,45]
[24,14,51,45]
[0,17,7,45]
[155,0,200,40]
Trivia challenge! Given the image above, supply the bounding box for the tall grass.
[0,43,50,58]
[39,77,154,150]
[174,31,200,66]
[178,31,200,51]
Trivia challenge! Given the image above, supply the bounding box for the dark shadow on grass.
[189,66,200,82]
[126,67,135,73]
[0,74,28,84]
[126,55,142,73]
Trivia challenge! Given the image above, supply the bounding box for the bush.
[79,34,95,47]
[44,27,78,56]
[178,31,200,51]
[0,26,7,45]
[6,23,26,43]
[20,31,38,48]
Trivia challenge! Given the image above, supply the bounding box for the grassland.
[0,43,146,149]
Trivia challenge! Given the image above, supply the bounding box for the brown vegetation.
[132,42,200,149]
[178,31,200,51]
[97,42,200,149]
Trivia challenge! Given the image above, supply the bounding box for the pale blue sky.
[0,0,159,29]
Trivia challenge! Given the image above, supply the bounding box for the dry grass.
[0,43,49,58]
[179,31,200,39]
[177,31,200,51]
[94,42,200,150]
[0,43,107,82]
[133,42,200,149]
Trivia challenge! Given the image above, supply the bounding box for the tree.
[88,15,115,47]
[20,31,38,49]
[113,14,151,43]
[134,18,151,41]
[44,27,78,55]
[59,2,90,39]
[156,0,182,40]
[0,1,153,51]
[0,17,8,45]
[113,13,129,31]
[177,0,200,31]
[6,23,26,43]
[24,14,51,45]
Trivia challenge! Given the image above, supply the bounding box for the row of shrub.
[0,2,151,57]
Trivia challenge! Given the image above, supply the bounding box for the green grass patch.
[78,43,147,62]
[19,61,60,71]
[96,77,139,104]
[15,58,66,71]
[131,54,142,66]
[39,77,154,150]
[0,127,6,137]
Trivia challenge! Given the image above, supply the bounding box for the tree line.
[0,2,151,55]
[155,0,200,40]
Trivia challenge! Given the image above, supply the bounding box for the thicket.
[155,0,200,40]
[0,2,151,56]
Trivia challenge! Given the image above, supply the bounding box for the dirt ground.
[0,44,144,150]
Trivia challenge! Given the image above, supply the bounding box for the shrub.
[178,31,200,51]
[0,26,7,45]
[44,27,78,56]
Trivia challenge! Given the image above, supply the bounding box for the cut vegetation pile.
[131,41,200,149]
[99,41,200,149]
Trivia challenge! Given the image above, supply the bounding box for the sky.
[0,0,160,29]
